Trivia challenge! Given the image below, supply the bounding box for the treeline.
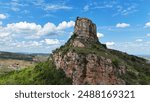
[0,51,34,61]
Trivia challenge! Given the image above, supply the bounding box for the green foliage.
[119,64,150,85]
[120,70,150,85]
[0,61,72,85]
[112,59,119,68]
[0,67,34,85]
[33,61,72,85]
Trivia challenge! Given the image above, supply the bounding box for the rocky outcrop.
[51,17,126,84]
[51,17,150,85]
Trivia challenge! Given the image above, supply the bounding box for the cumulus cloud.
[44,39,60,45]
[0,21,41,39]
[145,22,150,27]
[34,20,75,38]
[0,21,75,39]
[7,21,41,30]
[136,39,143,42]
[116,23,130,28]
[0,14,7,19]
[35,22,56,37]
[97,32,104,38]
[106,42,115,46]
[0,20,75,53]
[57,21,75,30]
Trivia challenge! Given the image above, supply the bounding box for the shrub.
[112,59,119,68]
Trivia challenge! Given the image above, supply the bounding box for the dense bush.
[33,61,72,85]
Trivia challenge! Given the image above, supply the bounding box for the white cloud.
[35,20,75,38]
[0,21,75,39]
[44,39,60,45]
[45,5,72,11]
[7,21,41,30]
[31,41,41,46]
[36,22,56,36]
[0,20,74,53]
[0,14,7,19]
[57,21,75,30]
[0,26,11,38]
[106,42,115,46]
[145,22,150,27]
[116,23,130,28]
[0,1,29,14]
[97,32,104,38]
[113,4,137,16]
[83,5,89,12]
[10,40,42,48]
[0,32,10,37]
[110,41,150,55]
[136,39,143,42]
[147,33,150,37]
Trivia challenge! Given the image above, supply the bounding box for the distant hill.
[138,55,150,60]
[0,51,34,61]
[0,51,49,75]
[0,51,49,61]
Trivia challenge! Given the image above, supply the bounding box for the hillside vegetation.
[0,61,72,85]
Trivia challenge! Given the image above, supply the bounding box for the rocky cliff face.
[53,51,126,84]
[50,17,150,85]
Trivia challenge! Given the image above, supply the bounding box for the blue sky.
[0,0,150,55]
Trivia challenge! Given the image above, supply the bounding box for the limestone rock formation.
[74,17,100,47]
[51,17,150,85]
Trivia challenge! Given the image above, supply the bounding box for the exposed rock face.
[72,17,99,48]
[74,17,98,42]
[53,51,125,84]
[52,17,126,84]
